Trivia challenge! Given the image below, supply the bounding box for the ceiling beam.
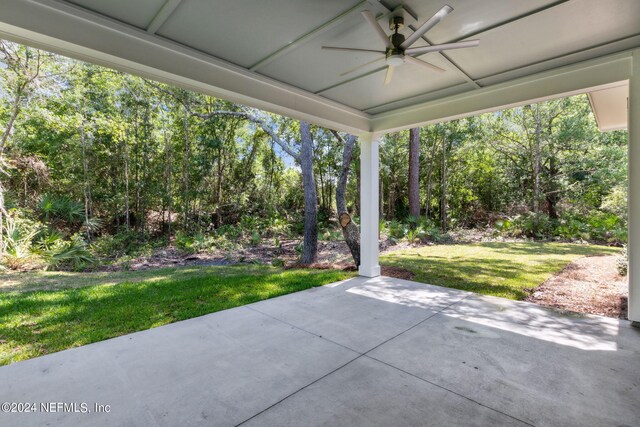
[475,33,640,86]
[412,36,479,89]
[249,0,381,72]
[146,0,182,34]
[370,51,633,134]
[448,0,571,44]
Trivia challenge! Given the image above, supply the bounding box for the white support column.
[359,132,381,277]
[629,50,640,324]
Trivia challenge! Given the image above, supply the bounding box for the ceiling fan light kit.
[322,4,480,85]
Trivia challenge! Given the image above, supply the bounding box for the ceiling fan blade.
[322,46,385,54]
[339,57,385,76]
[405,55,446,73]
[400,5,454,49]
[384,66,394,85]
[405,40,479,56]
[361,10,393,49]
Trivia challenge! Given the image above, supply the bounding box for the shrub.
[271,258,285,267]
[388,220,407,239]
[555,211,626,244]
[601,185,627,221]
[616,245,628,276]
[39,195,84,224]
[250,231,261,246]
[91,230,147,258]
[1,213,44,270]
[43,233,96,271]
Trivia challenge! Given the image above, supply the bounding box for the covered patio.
[1,0,640,425]
[3,0,638,320]
[1,276,639,426]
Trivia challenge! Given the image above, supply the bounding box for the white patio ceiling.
[0,0,638,134]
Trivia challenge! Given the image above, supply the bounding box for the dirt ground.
[526,255,628,319]
[106,240,355,271]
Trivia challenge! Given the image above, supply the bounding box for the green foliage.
[39,195,84,224]
[271,258,285,267]
[601,185,627,221]
[1,213,43,270]
[42,233,96,271]
[496,212,553,238]
[90,230,150,258]
[175,231,208,253]
[616,245,628,276]
[1,211,96,271]
[320,227,342,241]
[495,210,626,244]
[381,217,443,243]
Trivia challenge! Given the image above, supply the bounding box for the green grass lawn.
[0,265,355,365]
[381,242,618,300]
[0,241,619,366]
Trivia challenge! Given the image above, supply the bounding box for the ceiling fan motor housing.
[387,30,406,65]
[390,32,405,48]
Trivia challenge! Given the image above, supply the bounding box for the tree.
[0,41,53,250]
[440,131,448,232]
[184,106,319,264]
[408,127,420,218]
[332,130,360,266]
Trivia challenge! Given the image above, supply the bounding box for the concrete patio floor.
[1,276,639,426]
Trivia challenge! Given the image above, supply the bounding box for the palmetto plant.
[82,216,104,233]
[43,233,96,271]
[39,194,85,224]
[1,215,42,270]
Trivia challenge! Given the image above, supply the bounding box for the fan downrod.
[386,16,405,66]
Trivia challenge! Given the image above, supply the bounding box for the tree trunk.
[183,106,190,230]
[408,127,420,218]
[163,117,172,241]
[388,183,395,220]
[80,114,92,241]
[318,169,325,213]
[424,137,438,220]
[0,180,6,252]
[379,179,384,219]
[134,108,141,233]
[0,89,23,153]
[532,106,542,234]
[123,138,130,230]
[0,87,26,251]
[215,143,224,228]
[546,154,559,220]
[299,121,318,265]
[441,135,448,232]
[334,133,360,266]
[355,160,361,216]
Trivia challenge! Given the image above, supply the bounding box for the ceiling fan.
[322,5,479,85]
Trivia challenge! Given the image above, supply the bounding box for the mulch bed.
[380,266,416,280]
[525,255,628,319]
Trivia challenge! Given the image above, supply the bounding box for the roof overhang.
[587,82,629,132]
[0,0,637,136]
